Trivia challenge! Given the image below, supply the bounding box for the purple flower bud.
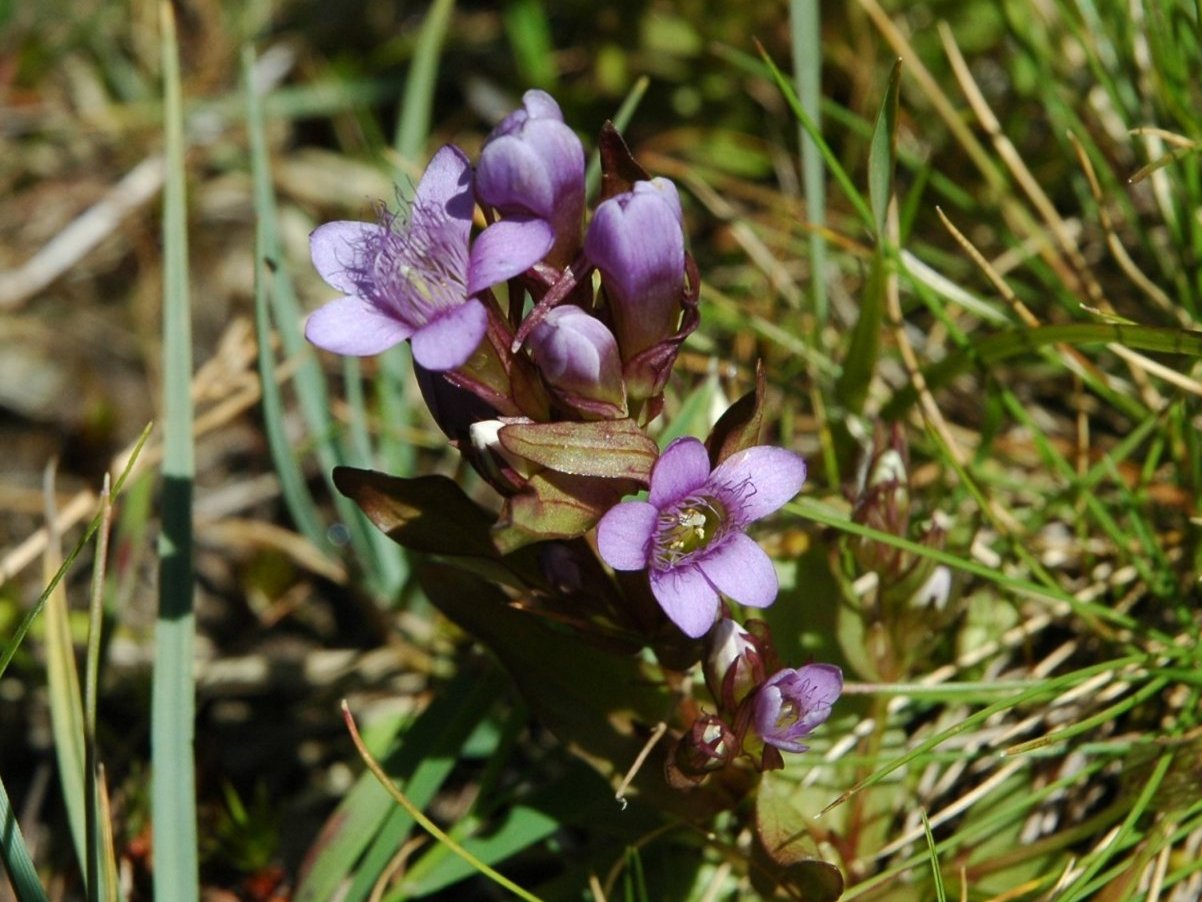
[704,619,764,709]
[596,437,806,639]
[585,178,686,364]
[527,305,626,419]
[305,145,489,371]
[475,89,586,275]
[752,664,842,754]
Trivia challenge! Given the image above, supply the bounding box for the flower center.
[357,202,469,326]
[654,495,726,567]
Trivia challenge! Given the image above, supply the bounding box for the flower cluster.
[307,90,839,779]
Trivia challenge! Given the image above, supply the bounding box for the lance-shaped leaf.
[706,360,767,468]
[493,470,631,555]
[498,419,658,482]
[751,774,844,901]
[417,561,737,821]
[333,467,498,559]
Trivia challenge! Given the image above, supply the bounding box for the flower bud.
[527,305,626,420]
[584,178,687,378]
[704,619,764,712]
[475,89,586,274]
[671,715,737,781]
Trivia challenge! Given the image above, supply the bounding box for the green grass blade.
[0,772,49,902]
[152,4,198,898]
[503,0,556,90]
[393,0,455,165]
[83,482,115,902]
[758,41,875,230]
[882,321,1202,419]
[790,0,828,328]
[243,48,330,554]
[920,808,946,902]
[41,473,89,875]
[0,424,151,682]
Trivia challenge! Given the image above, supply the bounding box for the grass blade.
[41,468,88,875]
[83,481,115,902]
[790,0,828,328]
[152,3,198,897]
[0,773,49,902]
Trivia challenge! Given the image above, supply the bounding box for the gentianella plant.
[306,89,842,863]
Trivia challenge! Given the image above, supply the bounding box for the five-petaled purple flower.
[596,436,807,638]
[475,89,586,274]
[752,664,843,753]
[306,145,494,371]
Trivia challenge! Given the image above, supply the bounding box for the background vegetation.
[2,0,1201,899]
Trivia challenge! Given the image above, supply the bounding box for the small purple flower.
[475,89,586,275]
[752,664,842,754]
[585,178,686,362]
[306,145,495,372]
[528,305,625,419]
[596,437,806,638]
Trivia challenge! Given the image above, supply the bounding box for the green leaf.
[751,773,844,901]
[416,563,734,821]
[705,361,766,466]
[867,59,902,237]
[499,419,659,482]
[333,467,499,559]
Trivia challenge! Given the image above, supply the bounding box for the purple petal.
[476,134,556,217]
[310,221,382,295]
[596,500,657,570]
[696,532,778,609]
[711,446,806,522]
[412,145,475,242]
[520,88,563,121]
[410,298,488,371]
[648,437,711,508]
[467,217,555,295]
[790,663,844,713]
[305,294,413,356]
[649,564,719,638]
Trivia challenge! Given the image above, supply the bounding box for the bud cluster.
[666,620,842,781]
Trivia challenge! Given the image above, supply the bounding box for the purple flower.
[752,664,842,754]
[528,305,626,419]
[306,145,495,372]
[585,178,685,363]
[596,437,806,638]
[475,89,586,274]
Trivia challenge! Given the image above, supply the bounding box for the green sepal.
[706,360,767,467]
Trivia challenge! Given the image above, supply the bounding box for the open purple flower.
[596,437,806,638]
[475,89,586,275]
[585,178,685,362]
[306,145,495,372]
[752,664,842,754]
